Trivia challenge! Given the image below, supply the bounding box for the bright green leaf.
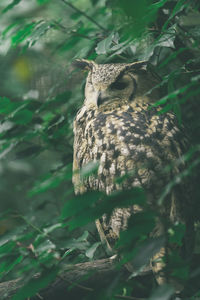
[37,0,51,4]
[96,32,116,55]
[2,0,21,13]
[11,109,33,125]
[12,23,36,47]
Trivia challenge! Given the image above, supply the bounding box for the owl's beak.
[97,92,102,107]
[97,91,109,107]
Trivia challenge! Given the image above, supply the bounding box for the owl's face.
[75,59,159,109]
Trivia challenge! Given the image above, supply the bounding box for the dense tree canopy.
[0,0,200,299]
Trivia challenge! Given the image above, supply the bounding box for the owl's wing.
[72,106,88,194]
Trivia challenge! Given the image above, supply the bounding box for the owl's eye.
[110,81,128,90]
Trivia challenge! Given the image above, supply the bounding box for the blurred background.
[0,0,200,299]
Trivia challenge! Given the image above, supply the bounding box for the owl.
[72,59,194,285]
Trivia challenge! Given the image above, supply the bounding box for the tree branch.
[61,0,107,32]
[0,257,151,300]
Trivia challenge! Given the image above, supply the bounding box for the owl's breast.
[74,104,186,194]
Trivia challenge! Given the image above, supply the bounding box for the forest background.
[0,0,200,299]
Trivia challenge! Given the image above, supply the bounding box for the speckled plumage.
[73,60,193,269]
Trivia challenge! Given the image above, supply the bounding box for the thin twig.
[18,215,43,235]
[61,0,107,32]
[95,219,114,256]
[53,20,92,40]
[59,275,146,299]
[58,275,94,292]
[36,293,44,299]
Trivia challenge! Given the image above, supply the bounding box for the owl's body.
[73,60,193,275]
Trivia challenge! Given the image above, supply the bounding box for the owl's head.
[74,59,159,109]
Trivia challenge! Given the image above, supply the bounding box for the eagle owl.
[72,59,194,282]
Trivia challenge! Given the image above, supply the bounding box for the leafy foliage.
[0,0,200,299]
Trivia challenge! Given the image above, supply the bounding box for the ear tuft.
[126,61,147,72]
[73,59,95,71]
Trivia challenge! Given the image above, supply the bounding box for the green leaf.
[159,48,187,68]
[34,239,56,256]
[63,231,90,251]
[27,21,52,47]
[37,0,51,4]
[16,145,42,158]
[0,241,16,258]
[11,109,33,125]
[2,22,19,38]
[162,0,188,31]
[62,191,102,220]
[151,82,195,108]
[85,242,101,259]
[117,211,156,248]
[168,223,185,246]
[96,32,118,55]
[168,251,189,280]
[12,23,36,47]
[43,223,63,235]
[64,189,146,230]
[0,97,11,113]
[130,237,165,274]
[150,0,169,9]
[29,165,72,196]
[11,267,59,300]
[0,97,18,115]
[2,0,21,13]
[0,255,23,277]
[70,12,82,20]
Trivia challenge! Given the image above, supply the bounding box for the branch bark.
[0,257,151,300]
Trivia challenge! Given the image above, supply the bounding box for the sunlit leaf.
[63,231,90,251]
[96,32,117,55]
[150,0,169,9]
[43,223,63,235]
[85,242,101,259]
[34,239,56,256]
[162,0,188,31]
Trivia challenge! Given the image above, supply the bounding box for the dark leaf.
[2,0,21,13]
[11,267,59,300]
[16,145,42,158]
[149,284,175,300]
